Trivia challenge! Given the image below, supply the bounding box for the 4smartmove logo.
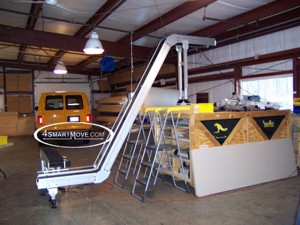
[41,130,105,140]
[34,122,114,148]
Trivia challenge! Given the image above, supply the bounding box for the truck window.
[66,95,83,110]
[45,96,63,110]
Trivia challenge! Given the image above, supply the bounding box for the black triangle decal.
[253,115,285,139]
[201,118,240,145]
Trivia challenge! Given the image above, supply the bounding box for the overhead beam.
[75,0,127,37]
[76,55,100,67]
[0,60,98,75]
[65,0,126,68]
[17,3,43,63]
[118,0,217,44]
[0,25,152,61]
[214,7,300,47]
[187,47,300,76]
[150,47,300,88]
[153,71,235,87]
[190,0,300,37]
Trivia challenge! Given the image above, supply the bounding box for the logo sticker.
[34,122,114,148]
[201,119,240,145]
[253,116,284,139]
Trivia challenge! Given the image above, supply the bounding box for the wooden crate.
[17,116,35,135]
[158,109,291,186]
[95,96,128,124]
[0,112,18,136]
[190,110,290,149]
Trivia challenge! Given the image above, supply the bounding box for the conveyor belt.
[36,34,216,190]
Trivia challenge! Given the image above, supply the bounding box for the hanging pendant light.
[83,31,104,55]
[53,60,67,74]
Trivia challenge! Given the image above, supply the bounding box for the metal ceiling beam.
[214,6,300,46]
[49,0,127,67]
[190,0,300,37]
[149,47,300,88]
[75,0,127,37]
[118,0,217,44]
[27,4,43,30]
[0,24,152,60]
[17,3,43,63]
[47,50,66,66]
[188,47,300,76]
[76,55,100,68]
[0,60,97,75]
[152,71,235,87]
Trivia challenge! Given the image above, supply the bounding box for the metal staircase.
[114,110,151,188]
[131,106,193,201]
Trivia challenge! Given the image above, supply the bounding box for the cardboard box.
[0,112,18,136]
[19,96,32,114]
[19,74,32,92]
[5,74,32,92]
[6,95,20,112]
[0,112,18,127]
[6,74,19,92]
[0,127,17,136]
[6,95,33,114]
[17,116,35,135]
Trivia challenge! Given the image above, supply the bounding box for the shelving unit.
[0,69,35,136]
[2,70,34,115]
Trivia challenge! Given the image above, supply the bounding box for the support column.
[175,45,183,100]
[182,40,189,101]
[293,58,300,98]
[234,66,242,94]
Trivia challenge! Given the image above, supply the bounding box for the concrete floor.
[0,136,299,225]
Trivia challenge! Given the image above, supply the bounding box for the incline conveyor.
[36,34,216,207]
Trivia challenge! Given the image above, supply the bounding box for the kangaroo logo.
[214,123,228,133]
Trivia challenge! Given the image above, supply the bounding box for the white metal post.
[176,45,183,100]
[182,40,189,100]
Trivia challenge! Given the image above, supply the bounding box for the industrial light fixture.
[83,31,104,55]
[53,60,67,74]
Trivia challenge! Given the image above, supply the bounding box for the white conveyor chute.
[36,34,216,205]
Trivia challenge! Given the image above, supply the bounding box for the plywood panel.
[248,119,265,142]
[97,104,123,113]
[95,96,127,104]
[191,138,297,197]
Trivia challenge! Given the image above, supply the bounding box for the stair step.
[174,148,190,159]
[123,155,136,159]
[146,144,177,151]
[141,161,159,169]
[165,135,175,139]
[118,169,127,175]
[136,178,155,186]
[127,140,146,145]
